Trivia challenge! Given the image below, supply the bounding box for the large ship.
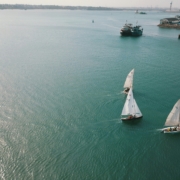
[120,23,143,36]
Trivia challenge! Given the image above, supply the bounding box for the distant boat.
[121,88,143,121]
[92,20,94,23]
[131,26,143,36]
[135,10,138,14]
[139,12,146,14]
[123,69,134,94]
[162,100,180,134]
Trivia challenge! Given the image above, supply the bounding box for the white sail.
[121,88,142,117]
[123,69,134,89]
[121,88,133,115]
[134,99,142,117]
[165,100,180,126]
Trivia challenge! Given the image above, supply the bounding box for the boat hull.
[123,89,129,94]
[120,30,132,36]
[120,29,143,36]
[162,127,180,134]
[121,116,143,121]
[123,91,128,95]
[131,31,143,36]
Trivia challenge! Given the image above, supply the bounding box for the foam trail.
[156,128,164,132]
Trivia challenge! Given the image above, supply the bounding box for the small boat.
[162,100,180,134]
[131,26,143,36]
[92,20,94,23]
[121,88,143,121]
[123,69,134,94]
[139,12,146,14]
[120,23,133,36]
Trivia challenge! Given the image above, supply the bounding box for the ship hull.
[162,127,180,134]
[131,31,143,36]
[121,116,143,121]
[120,30,132,36]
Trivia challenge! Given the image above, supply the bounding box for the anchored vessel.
[120,23,143,36]
[121,88,143,121]
[139,12,146,14]
[123,69,134,94]
[162,100,180,134]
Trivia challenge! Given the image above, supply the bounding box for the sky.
[0,0,180,8]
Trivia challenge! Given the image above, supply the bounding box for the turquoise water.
[0,10,180,179]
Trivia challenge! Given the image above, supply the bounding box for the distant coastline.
[0,4,179,11]
[0,4,120,10]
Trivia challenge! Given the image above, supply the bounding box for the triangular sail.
[123,69,134,89]
[121,88,136,115]
[165,100,180,126]
[134,99,142,117]
[121,88,142,117]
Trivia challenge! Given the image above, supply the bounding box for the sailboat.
[123,69,134,94]
[121,88,143,121]
[162,100,180,134]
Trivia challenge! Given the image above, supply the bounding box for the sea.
[0,9,180,180]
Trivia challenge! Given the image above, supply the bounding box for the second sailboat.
[121,88,143,121]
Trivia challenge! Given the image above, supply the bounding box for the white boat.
[123,69,134,94]
[120,23,133,36]
[162,100,180,134]
[121,88,143,121]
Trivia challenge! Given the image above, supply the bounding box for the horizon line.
[0,4,179,9]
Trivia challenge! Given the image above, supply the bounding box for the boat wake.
[103,118,120,122]
[156,128,164,132]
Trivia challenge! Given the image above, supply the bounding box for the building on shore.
[158,15,180,29]
[160,16,180,25]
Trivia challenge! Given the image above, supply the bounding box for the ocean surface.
[0,9,180,180]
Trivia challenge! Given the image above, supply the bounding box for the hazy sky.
[1,0,180,8]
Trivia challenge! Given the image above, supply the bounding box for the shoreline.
[158,24,180,29]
